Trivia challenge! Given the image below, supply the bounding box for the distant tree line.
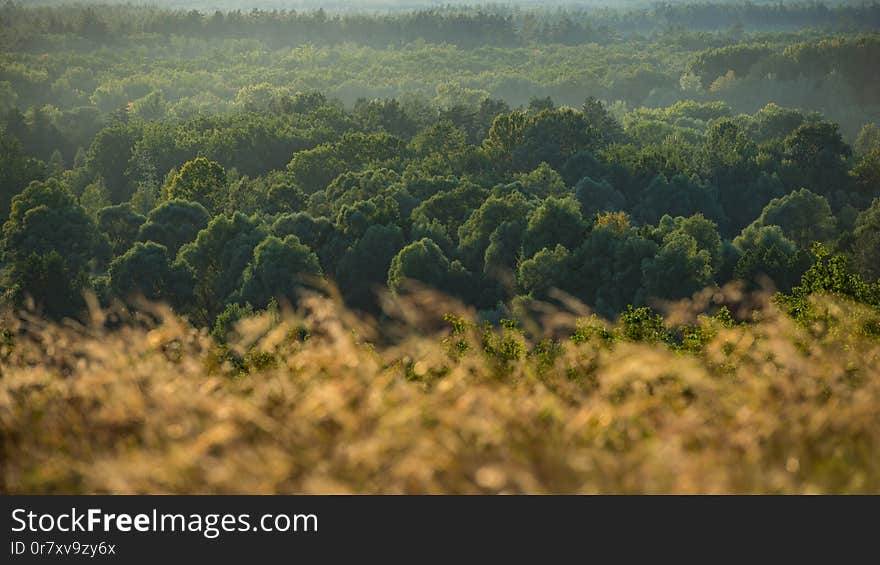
[3,2,880,50]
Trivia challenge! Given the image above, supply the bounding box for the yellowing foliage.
[1,291,879,494]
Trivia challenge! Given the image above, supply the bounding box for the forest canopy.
[0,1,879,331]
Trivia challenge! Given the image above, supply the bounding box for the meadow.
[2,283,880,493]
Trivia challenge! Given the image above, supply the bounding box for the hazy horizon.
[16,0,873,13]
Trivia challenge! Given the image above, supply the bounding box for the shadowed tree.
[137,199,211,256]
[582,96,625,145]
[238,235,322,310]
[634,173,727,230]
[410,181,487,245]
[109,241,193,305]
[517,244,572,299]
[176,212,267,324]
[86,123,137,203]
[569,217,657,316]
[574,176,626,219]
[852,198,880,281]
[522,196,587,258]
[733,224,809,291]
[483,219,526,277]
[336,224,405,312]
[272,212,334,251]
[97,203,145,257]
[560,151,604,188]
[642,231,714,301]
[717,172,785,236]
[1,179,106,318]
[387,237,470,299]
[782,121,852,200]
[0,135,46,221]
[511,108,600,172]
[457,191,532,270]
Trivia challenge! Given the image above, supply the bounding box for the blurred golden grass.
[1,289,879,494]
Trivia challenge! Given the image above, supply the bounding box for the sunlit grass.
[1,289,878,494]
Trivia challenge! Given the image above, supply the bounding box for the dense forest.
[2,2,880,494]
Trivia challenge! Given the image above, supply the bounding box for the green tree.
[129,90,166,121]
[1,179,105,317]
[618,305,671,344]
[854,123,880,156]
[336,224,405,312]
[517,244,572,299]
[734,245,802,292]
[79,177,111,220]
[653,214,723,273]
[782,122,852,199]
[166,157,227,212]
[97,203,145,257]
[732,224,808,291]
[387,237,469,298]
[522,196,587,258]
[0,135,46,221]
[698,119,757,188]
[176,212,267,324]
[335,196,400,240]
[751,188,836,248]
[852,199,880,281]
[457,192,532,270]
[634,174,727,230]
[642,231,714,301]
[411,120,468,157]
[747,103,805,142]
[778,244,880,322]
[238,235,322,310]
[108,241,193,304]
[851,148,880,196]
[570,220,657,316]
[574,176,626,219]
[137,199,211,256]
[353,98,417,139]
[322,168,401,217]
[233,83,289,114]
[86,124,137,203]
[514,163,568,199]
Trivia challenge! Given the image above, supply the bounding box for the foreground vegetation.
[2,280,879,494]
